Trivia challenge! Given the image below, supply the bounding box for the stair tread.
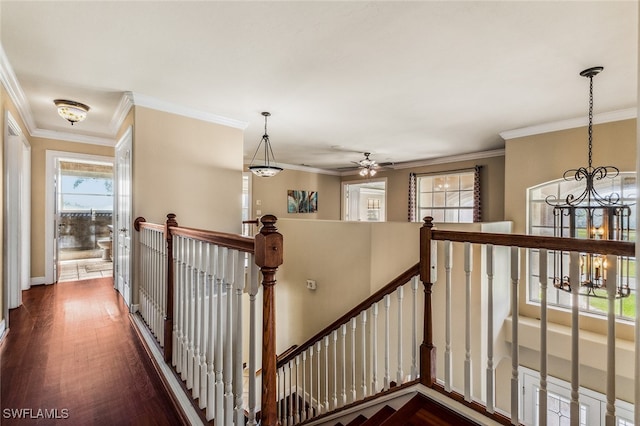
[379,394,482,426]
[345,414,368,426]
[361,405,396,426]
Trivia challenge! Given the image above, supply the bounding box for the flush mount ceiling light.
[53,99,90,125]
[248,112,283,178]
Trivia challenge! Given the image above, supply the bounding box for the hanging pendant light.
[248,112,283,177]
[545,66,632,298]
[53,99,90,125]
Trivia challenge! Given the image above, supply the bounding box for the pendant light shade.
[54,99,90,125]
[248,112,283,177]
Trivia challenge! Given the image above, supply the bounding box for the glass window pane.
[433,192,445,206]
[445,175,459,191]
[420,193,433,207]
[431,210,445,222]
[419,176,433,192]
[459,190,474,207]
[459,209,473,223]
[433,176,447,191]
[444,209,458,223]
[446,191,459,207]
[460,173,474,190]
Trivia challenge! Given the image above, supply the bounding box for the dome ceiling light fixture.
[53,99,90,125]
[248,111,283,178]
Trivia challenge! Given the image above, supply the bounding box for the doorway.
[342,179,387,221]
[45,151,114,284]
[56,160,114,282]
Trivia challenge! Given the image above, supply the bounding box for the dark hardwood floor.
[0,278,184,425]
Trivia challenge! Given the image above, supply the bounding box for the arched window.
[527,172,637,320]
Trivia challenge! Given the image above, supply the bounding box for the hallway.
[0,278,184,425]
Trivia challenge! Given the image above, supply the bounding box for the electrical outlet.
[306,279,317,290]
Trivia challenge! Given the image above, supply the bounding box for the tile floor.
[58,258,113,282]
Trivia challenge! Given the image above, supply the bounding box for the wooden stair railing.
[275,263,422,424]
[420,216,636,425]
[134,214,283,425]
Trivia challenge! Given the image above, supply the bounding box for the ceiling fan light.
[369,169,377,176]
[54,99,90,125]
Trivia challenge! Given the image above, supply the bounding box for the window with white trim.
[527,172,637,320]
[415,170,477,223]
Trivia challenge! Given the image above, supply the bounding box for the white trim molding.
[30,277,46,286]
[362,148,506,174]
[0,44,37,134]
[0,319,6,343]
[109,92,135,135]
[132,92,248,130]
[500,108,637,140]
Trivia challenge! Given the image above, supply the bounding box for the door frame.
[114,126,133,308]
[3,111,31,329]
[44,150,114,284]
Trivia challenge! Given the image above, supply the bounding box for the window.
[415,169,477,223]
[527,173,637,320]
[58,161,113,211]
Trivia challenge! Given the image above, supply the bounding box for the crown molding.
[31,128,115,146]
[383,148,506,172]
[109,91,134,135]
[281,162,342,176]
[0,44,37,134]
[132,92,248,130]
[499,108,637,140]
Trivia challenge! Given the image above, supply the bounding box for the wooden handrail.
[170,225,255,253]
[431,228,635,257]
[277,262,420,368]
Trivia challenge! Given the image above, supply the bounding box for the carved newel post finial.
[255,214,283,426]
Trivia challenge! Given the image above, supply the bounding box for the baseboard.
[130,314,203,426]
[30,276,46,286]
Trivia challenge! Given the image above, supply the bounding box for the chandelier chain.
[588,74,594,169]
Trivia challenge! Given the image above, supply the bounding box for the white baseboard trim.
[131,304,140,313]
[131,315,203,425]
[30,276,46,285]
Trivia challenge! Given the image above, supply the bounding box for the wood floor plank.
[0,278,185,425]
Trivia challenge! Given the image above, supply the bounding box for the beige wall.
[342,154,506,223]
[504,119,636,234]
[250,168,341,221]
[29,137,114,279]
[133,107,244,232]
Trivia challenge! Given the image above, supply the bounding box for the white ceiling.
[0,1,637,171]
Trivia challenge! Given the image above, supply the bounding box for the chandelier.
[248,112,283,178]
[545,66,632,298]
[53,99,90,125]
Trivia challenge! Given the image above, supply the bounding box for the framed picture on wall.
[288,190,318,213]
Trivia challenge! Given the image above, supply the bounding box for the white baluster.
[186,239,195,390]
[199,242,209,409]
[371,303,379,394]
[444,240,452,392]
[277,367,282,425]
[486,244,495,414]
[570,251,580,425]
[247,261,259,426]
[295,354,301,424]
[206,244,217,422]
[332,330,338,409]
[309,347,314,418]
[234,253,245,426]
[605,254,617,426]
[172,235,180,369]
[340,324,347,407]
[396,286,404,385]
[215,246,226,424]
[350,317,357,402]
[192,241,202,400]
[464,242,472,402]
[302,350,307,421]
[361,310,367,397]
[383,294,391,391]
[539,249,548,426]
[510,247,520,425]
[316,341,321,414]
[180,236,189,380]
[224,250,236,426]
[411,276,419,381]
[289,361,294,426]
[324,335,329,412]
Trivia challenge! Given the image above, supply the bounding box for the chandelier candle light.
[545,66,632,298]
[53,99,90,125]
[248,112,283,177]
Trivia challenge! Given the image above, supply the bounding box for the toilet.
[97,238,112,260]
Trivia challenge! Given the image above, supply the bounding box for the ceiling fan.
[354,152,379,177]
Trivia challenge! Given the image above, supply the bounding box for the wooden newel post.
[255,214,283,426]
[164,213,178,363]
[420,216,437,387]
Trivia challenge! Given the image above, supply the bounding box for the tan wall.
[342,154,506,223]
[30,138,114,279]
[250,168,341,220]
[133,107,243,232]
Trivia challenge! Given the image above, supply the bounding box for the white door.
[114,127,133,307]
